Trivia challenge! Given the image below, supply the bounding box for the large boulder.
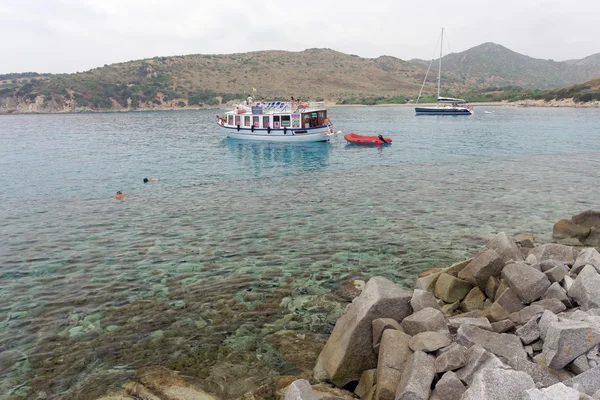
[572,210,600,229]
[585,227,600,246]
[372,318,403,349]
[313,277,412,386]
[564,365,600,395]
[408,331,452,352]
[461,368,535,400]
[568,265,600,311]
[516,318,541,345]
[507,357,561,388]
[457,324,527,360]
[528,244,576,265]
[495,287,525,313]
[434,371,466,400]
[541,282,572,308]
[435,343,467,373]
[458,249,505,288]
[401,307,449,336]
[410,289,440,313]
[460,287,486,312]
[523,383,581,400]
[355,369,377,398]
[434,273,473,304]
[395,351,436,400]
[486,232,524,263]
[541,319,600,369]
[285,380,317,400]
[455,344,507,385]
[374,329,412,400]
[501,262,551,304]
[447,317,492,333]
[572,248,600,274]
[552,219,591,242]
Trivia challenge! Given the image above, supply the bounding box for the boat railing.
[231,101,327,115]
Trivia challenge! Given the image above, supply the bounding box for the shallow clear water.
[1,106,599,399]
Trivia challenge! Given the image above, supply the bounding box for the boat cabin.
[219,101,330,130]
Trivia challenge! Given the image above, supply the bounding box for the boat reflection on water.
[223,139,331,175]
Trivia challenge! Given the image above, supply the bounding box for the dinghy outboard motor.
[378,135,388,143]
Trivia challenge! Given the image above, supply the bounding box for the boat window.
[302,113,311,128]
[273,115,280,128]
[281,115,291,127]
[253,116,259,127]
[235,116,240,126]
[244,116,251,126]
[262,116,270,127]
[228,115,233,125]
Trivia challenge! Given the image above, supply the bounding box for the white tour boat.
[216,100,335,142]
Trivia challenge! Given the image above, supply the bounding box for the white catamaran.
[415,28,473,116]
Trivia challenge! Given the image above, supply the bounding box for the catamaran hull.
[221,126,333,142]
[415,107,473,116]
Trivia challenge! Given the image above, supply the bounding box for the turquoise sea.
[1,106,600,399]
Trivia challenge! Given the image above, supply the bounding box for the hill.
[425,43,600,91]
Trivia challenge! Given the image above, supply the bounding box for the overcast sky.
[1,0,599,74]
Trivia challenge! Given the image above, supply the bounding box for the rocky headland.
[96,211,600,400]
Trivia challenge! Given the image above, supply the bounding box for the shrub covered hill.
[1,45,599,113]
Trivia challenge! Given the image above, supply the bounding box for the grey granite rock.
[480,302,510,323]
[355,369,377,398]
[457,324,527,360]
[408,331,451,353]
[372,318,403,349]
[542,319,600,369]
[458,249,505,288]
[525,254,538,265]
[434,273,473,304]
[401,307,449,336]
[484,276,500,300]
[501,262,551,304]
[460,286,486,312]
[491,319,515,333]
[529,243,576,265]
[523,383,580,400]
[455,344,507,385]
[447,317,493,333]
[539,259,565,272]
[285,379,317,400]
[564,365,600,395]
[435,371,466,400]
[461,367,535,400]
[538,310,559,341]
[516,318,541,345]
[414,268,443,292]
[562,275,575,292]
[570,354,591,375]
[394,350,435,400]
[435,343,466,373]
[507,357,561,388]
[374,329,412,400]
[495,287,525,313]
[410,289,440,313]
[568,265,600,311]
[572,248,600,274]
[509,300,565,325]
[486,232,524,263]
[314,277,412,386]
[543,265,567,284]
[541,282,572,308]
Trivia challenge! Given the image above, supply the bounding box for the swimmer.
[143,177,159,183]
[115,191,126,199]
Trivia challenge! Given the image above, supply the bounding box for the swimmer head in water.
[143,178,148,183]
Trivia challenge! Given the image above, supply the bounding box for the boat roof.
[438,97,468,104]
[225,101,327,115]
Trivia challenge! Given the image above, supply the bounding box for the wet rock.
[408,331,451,352]
[523,383,580,400]
[568,265,600,311]
[486,232,524,263]
[529,243,576,265]
[586,227,600,246]
[455,344,507,385]
[541,282,572,308]
[457,324,527,360]
[491,319,515,333]
[435,371,465,400]
[123,383,161,400]
[354,369,376,398]
[572,210,600,229]
[543,265,567,284]
[516,318,541,345]
[95,392,136,400]
[501,262,551,304]
[311,383,356,399]
[285,379,318,400]
[395,351,436,400]
[401,307,449,336]
[507,357,561,388]
[372,318,402,349]
[447,317,492,333]
[434,273,473,304]
[410,289,441,313]
[136,367,220,400]
[374,329,412,400]
[572,248,600,274]
[542,319,600,369]
[435,343,467,373]
[564,365,600,395]
[461,367,535,400]
[458,249,505,288]
[553,219,591,242]
[460,287,486,312]
[313,277,412,387]
[495,287,525,313]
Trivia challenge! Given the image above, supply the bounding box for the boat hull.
[344,133,391,145]
[415,107,473,116]
[220,126,333,142]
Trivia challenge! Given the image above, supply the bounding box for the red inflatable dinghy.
[344,133,392,145]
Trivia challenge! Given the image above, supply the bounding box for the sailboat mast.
[437,28,443,102]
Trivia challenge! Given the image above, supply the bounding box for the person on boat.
[246,94,253,105]
[143,178,159,183]
[260,98,265,106]
[290,96,295,107]
[115,191,126,199]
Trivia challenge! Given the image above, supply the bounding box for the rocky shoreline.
[95,211,600,400]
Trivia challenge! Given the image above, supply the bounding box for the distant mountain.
[421,43,600,91]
